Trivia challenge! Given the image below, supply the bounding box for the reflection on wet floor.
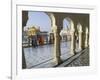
[24,41,73,68]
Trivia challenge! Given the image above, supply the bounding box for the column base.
[77,48,82,52]
[53,57,62,65]
[70,50,75,55]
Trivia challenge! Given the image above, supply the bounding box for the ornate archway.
[61,17,75,55]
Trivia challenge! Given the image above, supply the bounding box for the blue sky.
[26,11,69,32]
[26,11,51,32]
[63,19,70,29]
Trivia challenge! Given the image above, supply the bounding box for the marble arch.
[45,12,62,64]
[61,17,75,55]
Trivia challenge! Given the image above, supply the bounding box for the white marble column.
[60,30,63,41]
[51,25,61,65]
[77,24,82,51]
[85,27,89,48]
[70,28,75,55]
